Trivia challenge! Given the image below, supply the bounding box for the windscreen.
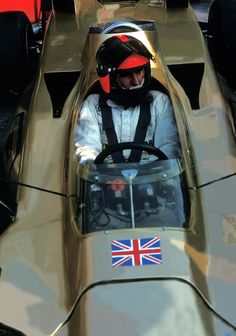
[77,159,189,233]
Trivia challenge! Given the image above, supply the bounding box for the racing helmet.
[96,35,155,94]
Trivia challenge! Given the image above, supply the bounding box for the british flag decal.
[111,237,162,267]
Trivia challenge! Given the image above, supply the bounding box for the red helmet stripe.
[99,73,110,94]
[117,35,129,42]
[118,54,149,70]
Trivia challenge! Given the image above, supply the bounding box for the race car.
[0,0,236,335]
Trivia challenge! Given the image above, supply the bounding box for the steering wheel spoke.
[94,142,168,164]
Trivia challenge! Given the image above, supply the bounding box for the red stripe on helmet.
[117,35,129,42]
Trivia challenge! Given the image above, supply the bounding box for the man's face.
[117,68,144,89]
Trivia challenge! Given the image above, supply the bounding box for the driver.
[74,34,181,164]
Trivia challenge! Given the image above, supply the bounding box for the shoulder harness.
[99,96,152,163]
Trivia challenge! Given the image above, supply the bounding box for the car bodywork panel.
[0,0,236,335]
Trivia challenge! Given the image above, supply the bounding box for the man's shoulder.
[149,90,169,104]
[149,90,168,99]
[83,93,100,105]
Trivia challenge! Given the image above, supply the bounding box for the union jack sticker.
[111,237,162,267]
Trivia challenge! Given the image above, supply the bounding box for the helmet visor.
[118,54,149,70]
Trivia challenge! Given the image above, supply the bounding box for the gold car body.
[0,0,236,335]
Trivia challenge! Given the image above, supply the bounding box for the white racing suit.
[74,90,181,163]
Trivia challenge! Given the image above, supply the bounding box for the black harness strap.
[99,96,125,163]
[128,97,152,162]
[99,96,152,163]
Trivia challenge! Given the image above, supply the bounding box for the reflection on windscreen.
[77,160,189,233]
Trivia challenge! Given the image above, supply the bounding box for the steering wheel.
[94,142,168,164]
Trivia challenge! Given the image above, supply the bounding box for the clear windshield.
[77,159,189,233]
